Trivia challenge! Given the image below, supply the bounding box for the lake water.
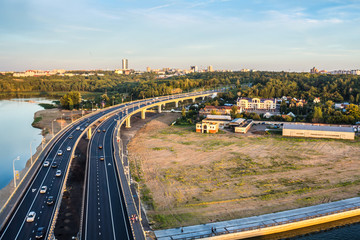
[0,98,52,189]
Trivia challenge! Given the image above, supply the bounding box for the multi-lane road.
[0,90,219,240]
[83,113,133,240]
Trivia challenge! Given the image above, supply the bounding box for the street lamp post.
[52,119,56,137]
[30,140,36,165]
[13,156,20,188]
[133,181,142,222]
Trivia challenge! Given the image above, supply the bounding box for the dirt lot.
[128,114,360,230]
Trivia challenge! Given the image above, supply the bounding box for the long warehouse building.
[282,123,355,140]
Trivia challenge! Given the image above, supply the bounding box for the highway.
[83,113,133,240]
[0,108,125,240]
[0,90,219,240]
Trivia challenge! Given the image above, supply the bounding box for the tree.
[230,105,238,118]
[60,91,81,110]
[312,106,323,123]
[181,108,186,118]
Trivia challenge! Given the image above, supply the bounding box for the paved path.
[155,197,360,240]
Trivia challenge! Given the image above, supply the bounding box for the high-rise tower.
[122,59,128,70]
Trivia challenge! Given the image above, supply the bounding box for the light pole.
[30,139,36,165]
[133,181,142,222]
[52,119,56,137]
[13,156,20,188]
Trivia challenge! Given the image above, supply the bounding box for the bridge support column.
[125,117,131,128]
[87,128,92,139]
[175,101,179,108]
[192,97,196,103]
[141,109,146,119]
[202,96,205,100]
[158,105,162,113]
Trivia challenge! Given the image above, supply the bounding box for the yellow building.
[237,97,276,111]
[283,124,355,140]
[196,122,219,133]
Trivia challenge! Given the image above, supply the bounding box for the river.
[0,98,52,189]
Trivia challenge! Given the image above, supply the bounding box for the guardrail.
[170,206,360,239]
[112,116,146,240]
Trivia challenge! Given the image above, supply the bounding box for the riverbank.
[0,107,86,209]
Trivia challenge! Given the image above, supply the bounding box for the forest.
[1,71,359,124]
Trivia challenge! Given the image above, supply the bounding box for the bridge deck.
[155,197,360,239]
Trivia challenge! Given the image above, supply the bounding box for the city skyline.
[1,0,359,72]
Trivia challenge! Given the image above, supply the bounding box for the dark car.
[68,135,73,139]
[102,129,106,132]
[47,196,54,205]
[35,227,45,239]
[98,144,103,149]
[51,162,57,168]
[99,156,104,161]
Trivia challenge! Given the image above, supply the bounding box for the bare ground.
[127,114,360,229]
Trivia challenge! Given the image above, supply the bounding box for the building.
[234,119,253,134]
[122,59,128,70]
[196,122,219,134]
[313,97,321,104]
[146,67,151,72]
[237,97,277,111]
[202,115,232,127]
[282,123,355,140]
[190,66,198,72]
[208,65,214,72]
[199,106,233,116]
[310,67,319,74]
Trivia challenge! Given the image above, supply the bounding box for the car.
[66,146,71,151]
[68,135,73,139]
[99,156,104,161]
[98,144,103,149]
[40,186,47,194]
[102,129,106,132]
[35,227,45,239]
[97,129,101,133]
[56,170,62,177]
[76,126,80,131]
[85,123,89,127]
[26,211,36,222]
[57,150,62,156]
[51,162,58,168]
[47,196,54,205]
[43,161,50,167]
[80,127,84,131]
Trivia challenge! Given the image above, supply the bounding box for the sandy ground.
[128,114,360,230]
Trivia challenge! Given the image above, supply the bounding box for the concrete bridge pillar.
[158,105,162,113]
[192,97,196,103]
[175,101,179,108]
[125,117,131,128]
[87,128,92,139]
[141,109,146,119]
[202,96,205,100]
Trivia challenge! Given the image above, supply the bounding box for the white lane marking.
[32,189,37,193]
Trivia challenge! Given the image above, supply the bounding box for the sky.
[0,0,359,72]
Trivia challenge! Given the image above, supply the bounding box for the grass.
[32,116,42,126]
[38,103,56,109]
[151,213,195,229]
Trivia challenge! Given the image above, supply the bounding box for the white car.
[26,211,36,222]
[66,146,71,151]
[56,170,62,177]
[76,126,80,131]
[57,150,63,156]
[43,161,50,167]
[40,186,47,194]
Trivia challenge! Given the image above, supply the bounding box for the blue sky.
[0,0,359,71]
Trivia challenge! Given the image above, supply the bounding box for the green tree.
[60,91,81,110]
[312,106,323,123]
